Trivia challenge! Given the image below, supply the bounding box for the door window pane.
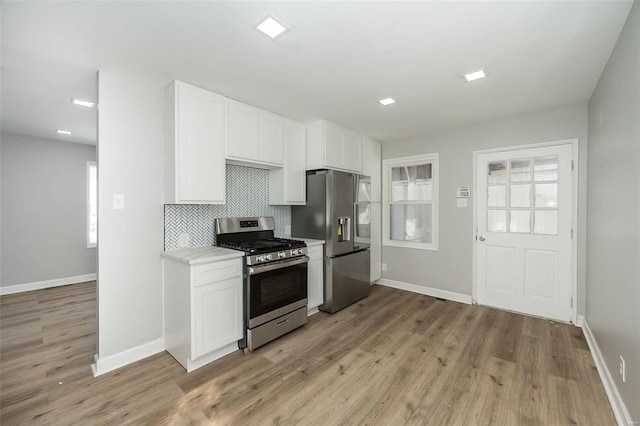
[510,159,531,182]
[488,210,507,232]
[534,211,558,235]
[534,156,558,181]
[510,184,531,208]
[390,203,432,243]
[488,185,506,207]
[510,210,531,233]
[535,183,558,207]
[488,161,507,184]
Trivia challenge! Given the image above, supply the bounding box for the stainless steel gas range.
[215,217,309,350]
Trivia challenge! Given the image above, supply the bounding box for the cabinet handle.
[276,319,290,327]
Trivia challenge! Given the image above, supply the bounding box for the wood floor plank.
[0,282,616,425]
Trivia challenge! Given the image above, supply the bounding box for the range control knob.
[278,251,286,259]
[257,255,265,262]
[265,254,273,261]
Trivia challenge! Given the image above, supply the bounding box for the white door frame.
[472,138,579,324]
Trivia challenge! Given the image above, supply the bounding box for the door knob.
[479,236,486,241]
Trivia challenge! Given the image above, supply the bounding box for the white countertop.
[291,237,325,248]
[162,246,244,265]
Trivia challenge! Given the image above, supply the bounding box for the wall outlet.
[178,233,190,248]
[381,263,387,272]
[619,356,626,382]
[285,225,291,236]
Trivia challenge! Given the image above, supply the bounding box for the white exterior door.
[475,144,573,321]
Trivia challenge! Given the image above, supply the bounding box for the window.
[87,161,97,248]
[383,153,438,250]
[486,155,559,235]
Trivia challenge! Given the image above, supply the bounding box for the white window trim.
[87,161,97,248]
[383,153,439,251]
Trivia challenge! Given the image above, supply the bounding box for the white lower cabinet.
[193,277,243,358]
[307,245,324,312]
[164,256,243,372]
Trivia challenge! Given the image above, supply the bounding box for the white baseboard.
[376,278,472,305]
[307,306,320,316]
[91,336,165,377]
[186,342,238,372]
[0,273,97,296]
[581,318,634,426]
[575,315,585,327]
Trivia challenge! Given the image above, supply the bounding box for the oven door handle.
[248,256,310,275]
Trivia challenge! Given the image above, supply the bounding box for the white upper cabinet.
[306,120,363,173]
[363,136,382,202]
[259,112,285,165]
[226,99,259,161]
[269,119,306,205]
[226,99,284,168]
[165,80,226,204]
[343,128,364,173]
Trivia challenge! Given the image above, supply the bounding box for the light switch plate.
[113,194,125,209]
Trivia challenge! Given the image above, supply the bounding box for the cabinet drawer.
[193,259,241,287]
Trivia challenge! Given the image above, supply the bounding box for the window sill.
[383,240,438,251]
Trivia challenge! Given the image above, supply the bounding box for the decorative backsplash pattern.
[164,164,291,250]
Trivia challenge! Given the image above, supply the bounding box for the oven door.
[247,256,309,328]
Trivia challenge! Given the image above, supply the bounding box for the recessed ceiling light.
[463,69,487,82]
[378,97,396,106]
[72,98,95,108]
[255,14,290,39]
[56,129,71,135]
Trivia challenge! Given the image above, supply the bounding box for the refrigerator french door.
[291,169,371,313]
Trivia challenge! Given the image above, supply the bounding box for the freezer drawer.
[322,249,370,313]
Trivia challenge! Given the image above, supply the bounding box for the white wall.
[586,1,639,422]
[382,103,589,316]
[1,133,96,288]
[95,69,166,367]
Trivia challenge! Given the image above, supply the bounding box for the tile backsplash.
[164,164,291,250]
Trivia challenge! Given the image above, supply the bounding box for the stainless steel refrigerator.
[291,169,371,313]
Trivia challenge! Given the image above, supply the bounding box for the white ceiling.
[1,1,633,145]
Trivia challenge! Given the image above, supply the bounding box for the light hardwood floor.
[0,282,615,425]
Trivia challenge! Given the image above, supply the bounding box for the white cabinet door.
[306,120,365,174]
[259,112,284,165]
[226,99,260,161]
[363,137,382,202]
[370,202,382,282]
[269,118,306,205]
[165,81,226,204]
[343,129,363,173]
[226,99,284,167]
[193,277,243,358]
[307,245,324,310]
[324,122,344,169]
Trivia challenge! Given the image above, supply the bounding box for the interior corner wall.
[0,133,96,287]
[381,103,589,316]
[97,69,166,360]
[586,1,640,422]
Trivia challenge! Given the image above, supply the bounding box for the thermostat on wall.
[456,187,470,198]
